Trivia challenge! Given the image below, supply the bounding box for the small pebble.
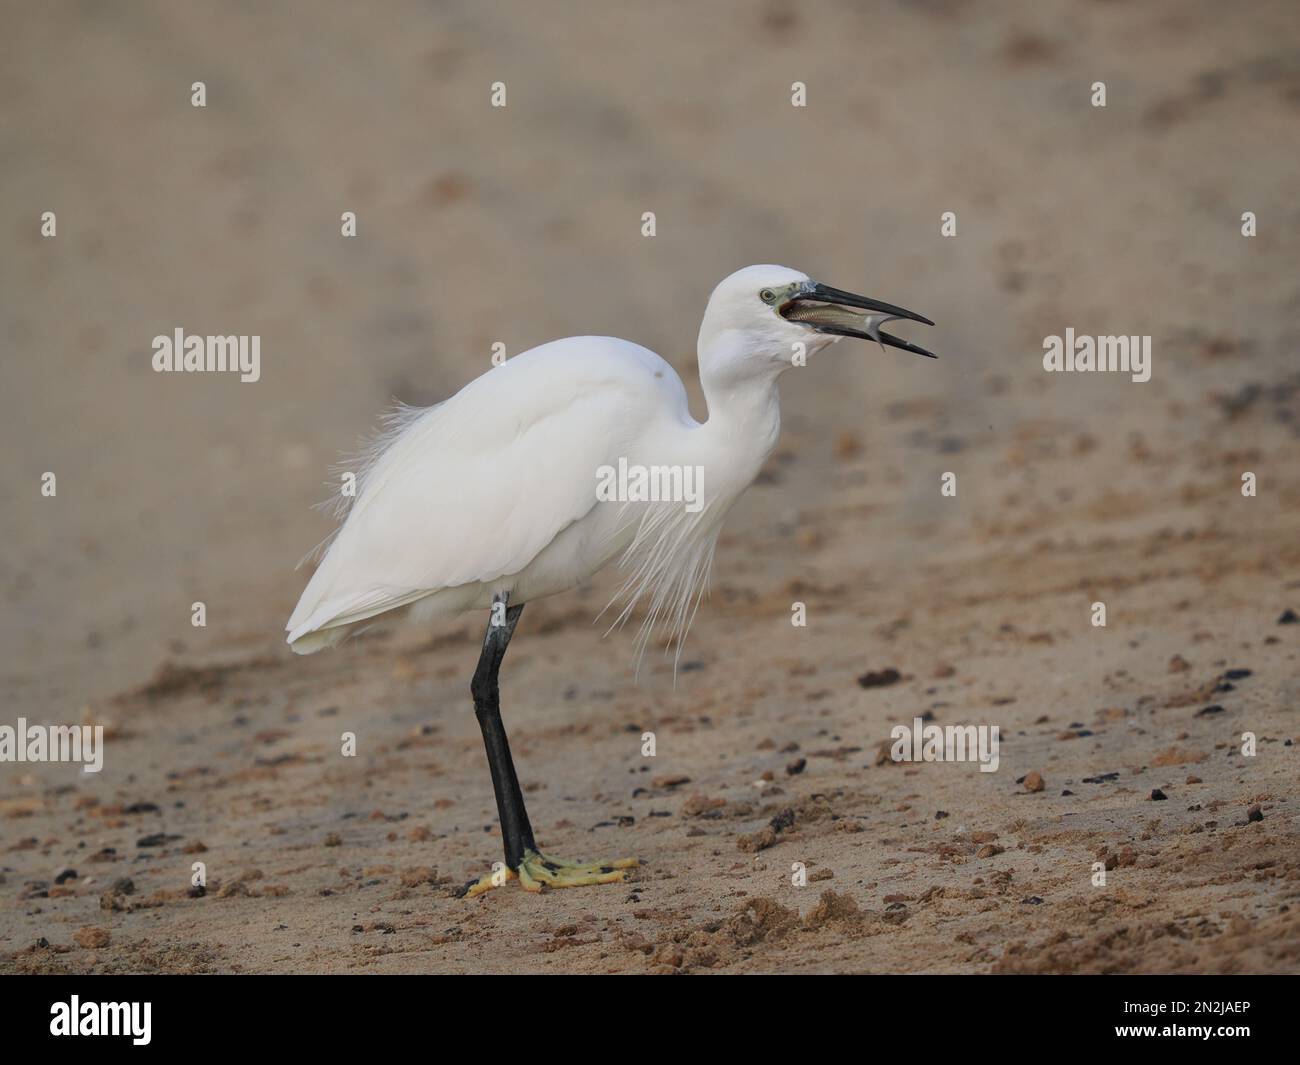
[73,927,110,949]
[857,668,901,689]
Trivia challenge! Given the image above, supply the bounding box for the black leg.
[470,594,537,869]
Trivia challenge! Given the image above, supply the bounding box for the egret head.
[698,264,935,385]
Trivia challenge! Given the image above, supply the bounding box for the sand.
[1,0,1297,974]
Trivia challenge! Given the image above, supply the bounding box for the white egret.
[286,264,935,895]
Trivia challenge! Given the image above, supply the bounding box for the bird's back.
[286,337,692,652]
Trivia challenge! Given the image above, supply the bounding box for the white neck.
[696,330,785,478]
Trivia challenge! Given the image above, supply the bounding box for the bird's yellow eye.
[760,288,777,303]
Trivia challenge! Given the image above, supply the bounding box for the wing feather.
[287,338,685,646]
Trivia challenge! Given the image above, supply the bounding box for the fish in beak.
[780,281,937,359]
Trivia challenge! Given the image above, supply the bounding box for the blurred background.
[2,0,1298,715]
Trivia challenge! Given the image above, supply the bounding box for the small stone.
[1246,804,1263,823]
[681,793,726,817]
[400,866,439,888]
[1023,770,1045,793]
[976,844,1004,858]
[1185,775,1202,785]
[323,832,342,847]
[1167,654,1191,673]
[1151,788,1168,801]
[785,757,807,776]
[769,808,796,832]
[73,926,110,949]
[737,826,778,853]
[1278,609,1298,625]
[857,668,902,689]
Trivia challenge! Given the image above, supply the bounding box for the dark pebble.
[769,808,796,832]
[856,668,902,689]
[1151,788,1168,801]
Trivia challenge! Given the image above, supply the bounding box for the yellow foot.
[460,849,638,897]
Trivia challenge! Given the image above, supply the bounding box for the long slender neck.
[697,330,784,471]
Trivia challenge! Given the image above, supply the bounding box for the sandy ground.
[2,0,1298,974]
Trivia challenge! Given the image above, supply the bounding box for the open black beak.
[780,281,937,359]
